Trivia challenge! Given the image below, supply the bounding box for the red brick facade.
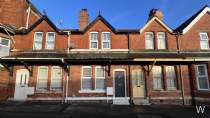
[0,0,210,105]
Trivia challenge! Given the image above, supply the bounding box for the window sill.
[35,89,63,93]
[197,89,210,92]
[79,90,106,93]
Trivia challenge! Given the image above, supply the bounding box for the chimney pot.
[149,9,164,20]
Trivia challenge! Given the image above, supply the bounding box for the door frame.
[14,69,29,101]
[131,69,146,98]
[113,69,127,97]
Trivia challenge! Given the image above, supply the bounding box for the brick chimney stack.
[149,9,164,20]
[79,8,89,30]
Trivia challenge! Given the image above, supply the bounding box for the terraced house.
[0,0,210,105]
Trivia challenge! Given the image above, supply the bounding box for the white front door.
[14,69,29,101]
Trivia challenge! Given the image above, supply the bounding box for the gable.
[177,6,210,34]
[140,17,173,33]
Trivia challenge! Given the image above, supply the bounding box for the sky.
[31,0,210,29]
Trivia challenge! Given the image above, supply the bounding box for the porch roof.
[1,51,210,65]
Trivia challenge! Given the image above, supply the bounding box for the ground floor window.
[95,66,105,91]
[81,66,92,90]
[81,66,106,91]
[37,66,48,90]
[51,66,62,90]
[166,66,176,90]
[152,66,163,90]
[37,66,63,91]
[196,64,210,90]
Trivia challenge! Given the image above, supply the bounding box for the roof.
[66,15,139,34]
[176,5,210,33]
[16,15,68,35]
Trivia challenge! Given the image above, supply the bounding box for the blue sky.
[31,0,210,29]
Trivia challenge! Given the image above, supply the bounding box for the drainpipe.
[175,32,181,53]
[65,68,69,103]
[179,65,185,105]
[175,32,185,105]
[127,33,132,103]
[65,31,71,103]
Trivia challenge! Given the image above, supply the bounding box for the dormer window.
[200,32,209,50]
[45,32,55,50]
[145,32,154,49]
[33,32,43,50]
[102,32,110,49]
[90,32,98,49]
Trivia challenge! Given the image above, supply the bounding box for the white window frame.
[81,66,92,90]
[145,32,154,49]
[101,32,111,49]
[45,32,55,50]
[95,66,106,91]
[36,66,48,91]
[152,66,163,90]
[157,32,166,50]
[196,64,210,91]
[166,66,176,90]
[50,66,62,91]
[33,32,43,50]
[199,32,209,50]
[0,37,10,57]
[89,32,98,49]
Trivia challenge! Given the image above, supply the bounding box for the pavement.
[0,101,209,118]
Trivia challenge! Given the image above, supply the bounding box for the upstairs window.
[145,32,154,49]
[95,66,105,91]
[45,32,55,50]
[102,32,111,49]
[196,64,209,90]
[153,66,163,90]
[0,37,10,57]
[90,32,98,49]
[157,32,166,49]
[33,32,43,50]
[81,66,92,90]
[200,32,209,50]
